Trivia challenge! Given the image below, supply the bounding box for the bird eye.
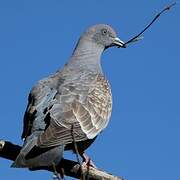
[101,29,107,35]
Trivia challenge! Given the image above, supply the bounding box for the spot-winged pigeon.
[12,24,125,168]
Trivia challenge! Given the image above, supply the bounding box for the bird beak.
[113,37,126,48]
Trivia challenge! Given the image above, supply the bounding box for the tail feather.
[11,135,64,168]
[11,135,38,168]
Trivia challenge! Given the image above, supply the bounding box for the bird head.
[81,24,126,49]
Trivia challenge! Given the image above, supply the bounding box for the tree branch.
[0,140,124,180]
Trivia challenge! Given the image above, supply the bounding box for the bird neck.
[68,39,104,74]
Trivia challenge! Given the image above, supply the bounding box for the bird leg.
[52,162,64,180]
[52,172,63,180]
[81,152,96,168]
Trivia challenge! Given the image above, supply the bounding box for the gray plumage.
[12,24,125,168]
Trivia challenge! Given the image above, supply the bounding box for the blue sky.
[0,0,179,180]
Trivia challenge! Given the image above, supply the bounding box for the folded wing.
[22,72,112,149]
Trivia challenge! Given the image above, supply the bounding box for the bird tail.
[11,135,38,168]
[11,135,64,168]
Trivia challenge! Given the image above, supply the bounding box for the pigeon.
[12,24,125,168]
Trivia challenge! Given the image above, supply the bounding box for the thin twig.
[70,125,81,167]
[71,125,85,180]
[125,2,176,45]
[52,162,63,180]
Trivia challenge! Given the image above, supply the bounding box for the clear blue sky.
[0,1,179,180]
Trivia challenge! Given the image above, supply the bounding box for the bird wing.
[22,71,112,148]
[21,73,60,140]
[37,72,112,148]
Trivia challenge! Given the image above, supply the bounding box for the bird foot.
[53,173,63,180]
[52,162,64,180]
[81,153,97,168]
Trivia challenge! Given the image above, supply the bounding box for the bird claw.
[81,153,97,168]
[53,169,65,180]
[53,173,62,180]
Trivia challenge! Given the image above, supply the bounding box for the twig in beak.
[124,2,176,46]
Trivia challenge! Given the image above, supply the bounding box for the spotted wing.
[37,73,112,148]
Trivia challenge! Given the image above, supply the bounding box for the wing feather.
[23,71,112,148]
[36,73,112,148]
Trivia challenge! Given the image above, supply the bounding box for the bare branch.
[0,140,124,180]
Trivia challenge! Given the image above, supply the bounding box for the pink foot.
[81,153,97,168]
